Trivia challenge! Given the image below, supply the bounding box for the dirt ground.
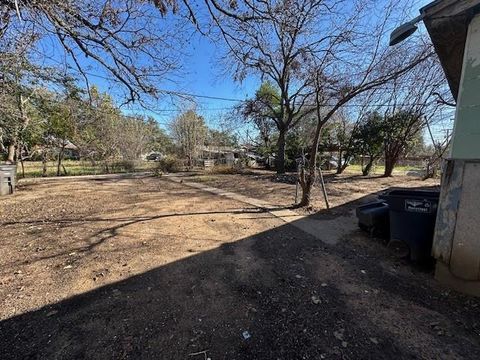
[187,169,440,213]
[1,173,479,359]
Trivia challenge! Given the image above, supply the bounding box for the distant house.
[198,146,242,166]
[29,139,79,160]
[63,141,80,160]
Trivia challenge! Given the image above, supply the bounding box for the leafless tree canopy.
[1,0,188,102]
[194,0,439,177]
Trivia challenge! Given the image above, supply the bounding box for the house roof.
[420,0,480,100]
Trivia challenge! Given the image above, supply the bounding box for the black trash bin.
[380,189,439,262]
[356,201,390,239]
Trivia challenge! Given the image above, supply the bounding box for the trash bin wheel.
[387,239,410,259]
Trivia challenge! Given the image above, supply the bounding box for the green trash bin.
[0,164,16,196]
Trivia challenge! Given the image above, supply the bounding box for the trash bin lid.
[380,189,440,199]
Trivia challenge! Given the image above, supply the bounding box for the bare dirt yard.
[1,173,480,359]
[186,169,441,214]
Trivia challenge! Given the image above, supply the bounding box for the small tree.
[238,83,278,166]
[0,57,44,163]
[73,87,122,167]
[240,82,302,173]
[146,117,175,155]
[377,55,449,177]
[351,112,385,176]
[113,115,172,162]
[117,116,153,161]
[47,100,75,176]
[325,114,356,175]
[170,110,207,167]
[423,120,452,180]
[382,110,425,177]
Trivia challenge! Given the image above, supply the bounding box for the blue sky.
[151,33,260,128]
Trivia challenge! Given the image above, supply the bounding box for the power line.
[156,90,244,102]
[31,49,246,102]
[28,49,454,110]
[145,107,236,112]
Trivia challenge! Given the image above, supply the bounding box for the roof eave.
[419,0,480,100]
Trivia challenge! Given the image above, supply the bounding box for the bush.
[155,156,183,174]
[107,160,137,173]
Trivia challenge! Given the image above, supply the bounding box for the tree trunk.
[383,156,396,177]
[362,158,374,176]
[337,159,349,174]
[423,159,438,180]
[298,166,315,207]
[42,152,48,177]
[19,156,25,178]
[263,136,271,169]
[276,129,286,174]
[298,117,325,207]
[336,150,343,174]
[57,145,65,176]
[7,143,15,163]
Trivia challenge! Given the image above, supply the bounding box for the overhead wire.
[27,48,456,110]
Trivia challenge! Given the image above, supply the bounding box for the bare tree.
[423,117,452,180]
[293,0,437,206]
[204,0,349,173]
[377,56,449,177]
[170,109,207,168]
[0,50,46,163]
[326,111,357,175]
[199,0,438,185]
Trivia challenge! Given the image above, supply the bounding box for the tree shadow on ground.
[0,208,285,271]
[1,190,479,360]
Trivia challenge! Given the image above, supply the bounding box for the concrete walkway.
[165,175,357,245]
